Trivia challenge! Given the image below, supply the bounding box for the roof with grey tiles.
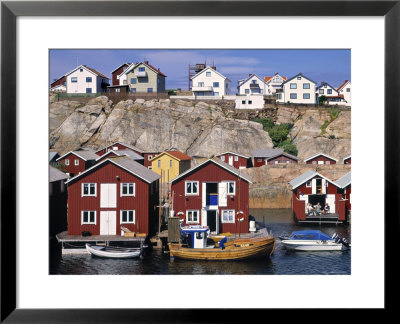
[335,172,351,188]
[253,148,284,158]
[49,165,69,182]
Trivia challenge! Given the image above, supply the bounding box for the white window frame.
[186,210,199,224]
[290,83,297,89]
[148,155,152,160]
[234,156,238,162]
[120,210,135,224]
[306,181,311,187]
[81,210,96,225]
[221,209,235,224]
[185,181,199,196]
[220,156,225,161]
[326,161,331,165]
[82,183,96,197]
[227,181,236,195]
[120,183,135,196]
[206,71,211,77]
[65,159,70,166]
[74,159,79,166]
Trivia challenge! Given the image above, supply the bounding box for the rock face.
[49,97,274,156]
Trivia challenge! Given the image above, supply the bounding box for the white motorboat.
[281,230,350,251]
[86,244,142,259]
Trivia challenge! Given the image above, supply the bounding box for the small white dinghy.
[281,230,350,251]
[86,244,142,259]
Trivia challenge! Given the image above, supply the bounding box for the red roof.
[84,66,109,79]
[337,80,349,91]
[264,74,286,82]
[146,63,167,77]
[165,151,191,160]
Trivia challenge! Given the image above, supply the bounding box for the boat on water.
[86,244,143,259]
[168,225,276,261]
[280,230,350,251]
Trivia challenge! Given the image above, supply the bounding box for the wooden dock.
[300,213,344,224]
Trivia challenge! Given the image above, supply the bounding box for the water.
[50,209,351,275]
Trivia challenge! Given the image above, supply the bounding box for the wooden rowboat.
[168,236,276,261]
[86,244,142,259]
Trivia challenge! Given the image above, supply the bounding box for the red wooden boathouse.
[56,149,99,177]
[289,170,347,223]
[65,156,160,236]
[170,158,252,234]
[215,152,253,169]
[336,171,351,220]
[304,153,337,165]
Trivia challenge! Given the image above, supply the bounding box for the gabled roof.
[343,154,351,161]
[282,73,317,86]
[316,82,339,92]
[150,150,191,162]
[94,149,144,162]
[335,171,351,188]
[49,165,69,182]
[337,80,351,92]
[95,142,145,154]
[266,151,299,161]
[191,66,230,82]
[49,152,60,162]
[65,156,160,185]
[237,74,267,88]
[264,73,287,83]
[289,170,338,189]
[216,152,251,159]
[304,153,338,162]
[253,148,284,158]
[171,158,252,184]
[56,150,99,162]
[64,65,109,80]
[119,61,167,78]
[111,63,131,74]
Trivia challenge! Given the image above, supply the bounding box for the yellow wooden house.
[150,151,192,183]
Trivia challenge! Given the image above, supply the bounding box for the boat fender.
[219,237,227,250]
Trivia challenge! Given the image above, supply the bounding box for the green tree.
[318,95,327,106]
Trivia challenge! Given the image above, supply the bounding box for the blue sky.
[50,49,350,90]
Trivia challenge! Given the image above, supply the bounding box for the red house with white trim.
[289,170,348,223]
[171,159,252,234]
[343,155,351,165]
[215,152,253,169]
[65,156,160,236]
[56,149,99,177]
[304,153,337,165]
[336,171,351,220]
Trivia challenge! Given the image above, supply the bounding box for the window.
[198,82,204,87]
[81,211,96,224]
[214,92,219,96]
[206,72,211,77]
[276,94,282,99]
[148,166,152,170]
[131,88,136,93]
[131,78,137,84]
[234,156,238,161]
[139,67,145,72]
[115,88,120,93]
[222,210,235,223]
[86,88,92,93]
[220,156,225,161]
[213,82,219,87]
[274,160,278,164]
[303,83,310,89]
[257,159,262,162]
[121,183,135,196]
[65,159,70,166]
[185,181,199,195]
[306,181,311,187]
[327,89,332,94]
[312,161,317,165]
[326,161,331,165]
[241,100,246,104]
[80,68,83,72]
[158,160,161,168]
[82,183,96,196]
[290,93,297,99]
[147,88,153,93]
[148,155,152,160]
[71,77,77,83]
[290,83,297,89]
[324,84,327,88]
[319,89,324,94]
[297,76,302,80]
[74,159,79,166]
[248,100,252,104]
[347,88,350,92]
[252,80,257,84]
[186,210,199,223]
[245,89,249,94]
[227,181,235,195]
[120,210,135,224]
[169,160,173,167]
[86,77,92,83]
[303,93,310,99]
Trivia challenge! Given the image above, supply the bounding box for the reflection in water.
[50,209,350,275]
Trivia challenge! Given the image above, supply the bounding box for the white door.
[325,194,336,213]
[100,184,117,208]
[311,179,316,194]
[322,179,326,194]
[100,211,117,235]
[228,156,233,166]
[218,182,227,207]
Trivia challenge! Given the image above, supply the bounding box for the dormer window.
[297,76,301,80]
[206,72,211,77]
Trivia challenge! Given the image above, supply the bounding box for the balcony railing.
[192,86,213,92]
[135,71,148,77]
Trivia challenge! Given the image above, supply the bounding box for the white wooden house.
[264,73,287,95]
[337,80,351,106]
[191,66,231,97]
[316,82,346,105]
[278,73,317,104]
[65,65,110,94]
[237,74,268,95]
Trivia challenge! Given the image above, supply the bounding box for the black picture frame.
[1,0,397,322]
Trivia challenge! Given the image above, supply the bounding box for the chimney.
[144,60,149,65]
[249,74,252,77]
[158,67,160,71]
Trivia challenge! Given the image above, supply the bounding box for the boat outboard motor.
[340,237,350,248]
